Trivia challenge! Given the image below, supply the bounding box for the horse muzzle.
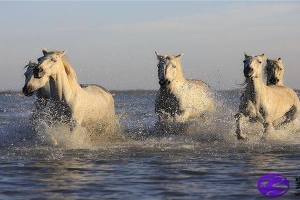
[22,85,35,96]
[269,77,279,84]
[159,79,170,86]
[243,67,253,77]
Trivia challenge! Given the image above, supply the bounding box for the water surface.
[0,91,299,199]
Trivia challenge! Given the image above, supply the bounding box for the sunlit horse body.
[23,49,116,133]
[264,58,285,86]
[155,52,215,124]
[235,53,300,140]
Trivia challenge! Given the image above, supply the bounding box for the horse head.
[155,51,184,86]
[23,60,38,84]
[34,47,66,79]
[243,53,266,78]
[23,48,65,96]
[265,58,284,85]
[22,60,44,96]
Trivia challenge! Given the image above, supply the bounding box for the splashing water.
[1,91,300,199]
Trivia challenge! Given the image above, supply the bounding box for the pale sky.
[1,1,300,91]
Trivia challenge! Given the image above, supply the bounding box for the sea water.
[0,91,299,199]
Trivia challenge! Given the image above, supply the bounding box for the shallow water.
[0,91,300,199]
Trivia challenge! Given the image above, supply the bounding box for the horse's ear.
[278,58,282,61]
[260,53,266,61]
[244,52,250,58]
[62,50,66,56]
[155,51,162,60]
[42,47,48,55]
[29,60,32,64]
[176,53,184,59]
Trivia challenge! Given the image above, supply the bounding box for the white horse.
[235,53,300,140]
[264,58,285,86]
[154,51,215,123]
[22,48,116,132]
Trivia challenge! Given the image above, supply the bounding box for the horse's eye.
[258,60,262,64]
[173,65,176,68]
[51,58,57,62]
[157,64,160,67]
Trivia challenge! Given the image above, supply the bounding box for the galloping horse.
[264,58,285,86]
[235,53,300,140]
[23,48,116,132]
[155,51,215,123]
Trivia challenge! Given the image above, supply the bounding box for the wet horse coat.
[155,52,215,123]
[235,53,300,140]
[23,49,116,132]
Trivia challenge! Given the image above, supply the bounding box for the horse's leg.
[278,105,298,127]
[234,113,247,140]
[262,120,275,140]
[69,117,82,132]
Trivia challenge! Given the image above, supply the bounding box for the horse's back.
[268,85,298,98]
[82,85,114,108]
[264,85,300,120]
[80,84,110,93]
[80,85,115,124]
[84,84,112,95]
[268,85,300,106]
[187,79,210,90]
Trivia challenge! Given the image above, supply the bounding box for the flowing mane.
[61,56,78,87]
[23,60,38,69]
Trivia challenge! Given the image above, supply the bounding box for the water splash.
[1,91,300,152]
[31,113,126,149]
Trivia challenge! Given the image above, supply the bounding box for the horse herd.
[22,48,300,141]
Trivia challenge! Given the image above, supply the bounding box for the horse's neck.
[168,66,186,88]
[49,71,81,103]
[175,65,185,81]
[246,77,266,101]
[35,82,50,99]
[166,78,189,96]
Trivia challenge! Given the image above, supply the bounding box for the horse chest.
[244,99,266,120]
[155,90,182,116]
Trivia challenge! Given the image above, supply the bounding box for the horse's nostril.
[243,67,253,77]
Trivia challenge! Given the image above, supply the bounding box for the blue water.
[0,91,300,199]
